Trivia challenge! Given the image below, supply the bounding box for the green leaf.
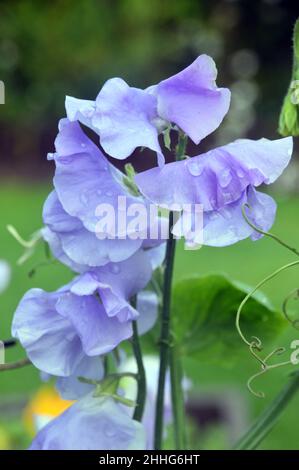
[171,275,286,363]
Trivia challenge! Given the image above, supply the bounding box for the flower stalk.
[154,134,187,450]
[132,320,147,422]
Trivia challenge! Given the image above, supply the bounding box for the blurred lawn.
[1,183,299,449]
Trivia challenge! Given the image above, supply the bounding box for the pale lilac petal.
[202,187,276,247]
[52,120,152,239]
[69,250,153,322]
[12,289,83,376]
[30,394,146,450]
[43,190,143,268]
[56,293,133,355]
[65,97,96,131]
[94,78,163,162]
[136,291,159,335]
[156,55,231,143]
[135,137,292,211]
[56,356,104,400]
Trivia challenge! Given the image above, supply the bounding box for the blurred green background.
[0,0,299,450]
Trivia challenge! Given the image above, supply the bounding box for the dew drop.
[105,425,117,438]
[105,190,113,197]
[187,160,204,176]
[219,169,232,188]
[110,264,120,274]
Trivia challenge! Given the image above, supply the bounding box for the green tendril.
[242,204,299,258]
[236,260,299,397]
[282,288,299,330]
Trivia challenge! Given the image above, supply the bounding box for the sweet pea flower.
[29,393,146,450]
[12,250,159,399]
[44,119,167,269]
[135,137,293,247]
[65,55,230,165]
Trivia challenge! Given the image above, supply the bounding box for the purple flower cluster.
[12,54,292,450]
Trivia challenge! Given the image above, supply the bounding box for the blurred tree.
[0,0,297,177]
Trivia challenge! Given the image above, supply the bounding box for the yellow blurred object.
[23,386,73,436]
[0,425,11,449]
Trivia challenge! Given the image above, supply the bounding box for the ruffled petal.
[12,289,83,376]
[202,187,277,247]
[43,190,143,268]
[29,394,146,450]
[135,137,292,211]
[94,78,163,163]
[56,292,133,355]
[156,54,231,144]
[136,291,159,335]
[52,119,149,235]
[56,355,104,400]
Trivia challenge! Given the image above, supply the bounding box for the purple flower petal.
[29,394,146,450]
[202,187,277,247]
[12,289,83,376]
[56,355,104,400]
[56,292,132,355]
[156,54,231,144]
[135,137,292,211]
[94,78,163,163]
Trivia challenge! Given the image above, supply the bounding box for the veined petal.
[202,187,277,247]
[135,137,292,211]
[56,293,133,355]
[156,55,231,144]
[56,355,104,400]
[12,289,83,376]
[29,394,146,450]
[94,77,163,163]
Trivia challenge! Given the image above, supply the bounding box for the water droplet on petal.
[104,423,117,438]
[97,189,102,196]
[187,160,204,176]
[109,264,120,274]
[105,191,113,197]
[237,168,245,178]
[219,169,232,188]
[81,142,86,148]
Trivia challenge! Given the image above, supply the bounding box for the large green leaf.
[171,275,286,362]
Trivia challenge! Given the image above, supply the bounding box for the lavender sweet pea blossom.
[65,55,230,165]
[44,119,166,269]
[135,137,293,247]
[12,250,156,391]
[29,393,146,450]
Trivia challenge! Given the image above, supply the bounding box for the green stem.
[234,372,299,450]
[0,357,31,372]
[170,344,186,449]
[154,211,176,450]
[132,320,146,422]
